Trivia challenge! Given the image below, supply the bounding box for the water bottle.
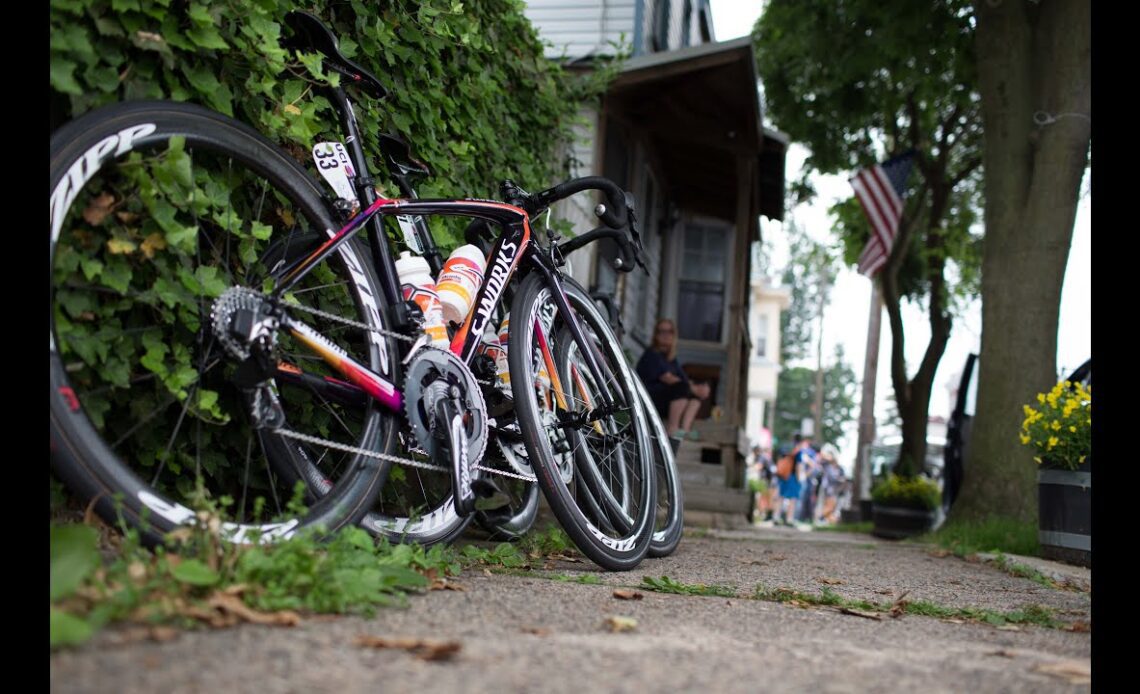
[496,316,513,389]
[435,244,487,325]
[394,251,449,349]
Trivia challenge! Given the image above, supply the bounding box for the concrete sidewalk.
[50,526,1092,693]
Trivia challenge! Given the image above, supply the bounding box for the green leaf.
[50,525,100,601]
[187,26,228,51]
[50,608,94,648]
[171,559,220,586]
[98,258,133,294]
[195,266,227,298]
[50,59,83,95]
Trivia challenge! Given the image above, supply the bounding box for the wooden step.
[680,483,751,514]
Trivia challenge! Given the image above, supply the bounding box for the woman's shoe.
[670,430,687,441]
[687,430,700,441]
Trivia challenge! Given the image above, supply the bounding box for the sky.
[709,1,1092,469]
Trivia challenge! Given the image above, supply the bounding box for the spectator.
[814,444,845,525]
[636,318,711,440]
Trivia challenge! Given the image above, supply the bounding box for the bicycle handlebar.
[554,226,639,274]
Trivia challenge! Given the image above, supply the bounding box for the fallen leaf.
[771,555,787,561]
[109,625,179,645]
[207,594,300,626]
[83,193,115,226]
[988,650,1017,658]
[127,562,147,582]
[284,104,302,116]
[1065,621,1090,633]
[356,636,461,661]
[928,549,951,558]
[612,590,644,601]
[115,210,139,224]
[1034,660,1091,685]
[837,607,882,621]
[483,569,493,577]
[521,627,550,636]
[942,618,966,624]
[431,579,467,592]
[818,578,844,585]
[604,616,638,632]
[996,625,1022,632]
[889,590,911,618]
[221,583,248,596]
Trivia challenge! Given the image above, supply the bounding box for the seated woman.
[635,319,711,440]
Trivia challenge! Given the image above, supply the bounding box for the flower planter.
[1038,457,1091,567]
[871,502,937,539]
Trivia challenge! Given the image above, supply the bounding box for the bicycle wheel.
[508,273,655,570]
[631,374,684,557]
[50,101,397,544]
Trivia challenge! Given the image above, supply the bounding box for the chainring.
[402,347,489,472]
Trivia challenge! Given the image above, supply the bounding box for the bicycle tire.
[50,101,397,544]
[573,279,682,557]
[632,374,684,557]
[508,273,655,570]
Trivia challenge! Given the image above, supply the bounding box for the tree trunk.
[950,0,1090,524]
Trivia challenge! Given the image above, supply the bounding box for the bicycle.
[50,10,658,570]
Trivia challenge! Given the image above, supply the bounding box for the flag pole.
[848,279,882,522]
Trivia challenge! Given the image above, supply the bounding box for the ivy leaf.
[50,58,83,95]
[187,26,229,51]
[107,237,137,255]
[99,258,133,294]
[140,233,167,259]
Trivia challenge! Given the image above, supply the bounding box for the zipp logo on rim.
[50,123,157,243]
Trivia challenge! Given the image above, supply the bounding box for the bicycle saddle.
[378,133,431,181]
[283,11,388,100]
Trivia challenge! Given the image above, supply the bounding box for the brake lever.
[622,194,649,275]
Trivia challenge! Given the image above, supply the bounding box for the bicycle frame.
[268,190,617,424]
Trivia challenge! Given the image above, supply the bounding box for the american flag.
[851,151,915,277]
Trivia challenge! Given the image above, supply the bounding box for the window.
[755,315,769,358]
[681,0,692,46]
[676,220,728,342]
[652,0,672,52]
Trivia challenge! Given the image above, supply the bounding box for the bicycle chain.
[274,427,537,482]
[281,298,529,479]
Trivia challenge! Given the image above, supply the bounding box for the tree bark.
[950,0,1090,524]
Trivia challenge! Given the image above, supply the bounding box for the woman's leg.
[679,398,702,431]
[666,398,688,435]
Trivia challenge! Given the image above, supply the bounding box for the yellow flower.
[1037,393,1046,404]
[1070,426,1076,433]
[1023,404,1035,417]
[1047,436,1059,449]
[1051,420,1061,431]
[1020,433,1031,445]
